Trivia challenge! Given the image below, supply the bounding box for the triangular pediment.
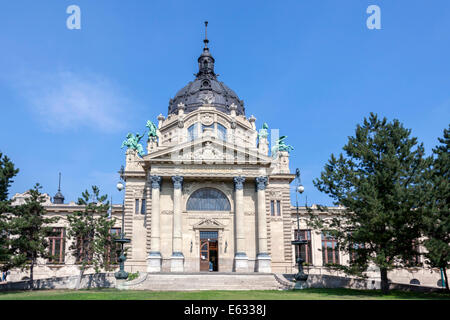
[141,136,272,165]
[193,218,225,230]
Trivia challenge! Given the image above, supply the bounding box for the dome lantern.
[168,22,245,117]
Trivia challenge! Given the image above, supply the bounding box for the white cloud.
[11,71,132,132]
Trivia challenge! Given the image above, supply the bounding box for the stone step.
[118,273,283,291]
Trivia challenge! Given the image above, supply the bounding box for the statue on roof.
[121,132,145,157]
[146,120,158,142]
[258,122,269,140]
[271,135,294,157]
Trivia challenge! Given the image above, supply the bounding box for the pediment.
[193,218,225,230]
[141,136,272,165]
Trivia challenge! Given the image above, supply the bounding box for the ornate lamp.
[291,168,309,282]
[114,166,131,280]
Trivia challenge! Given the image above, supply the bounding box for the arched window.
[217,123,227,141]
[188,123,199,142]
[187,122,227,142]
[187,188,231,211]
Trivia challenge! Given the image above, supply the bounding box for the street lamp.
[291,168,309,282]
[114,165,131,280]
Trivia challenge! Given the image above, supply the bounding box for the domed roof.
[168,23,245,116]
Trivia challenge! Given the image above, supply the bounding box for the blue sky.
[0,0,449,206]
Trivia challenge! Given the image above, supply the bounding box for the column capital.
[172,176,184,189]
[233,176,246,190]
[255,176,268,191]
[150,175,162,189]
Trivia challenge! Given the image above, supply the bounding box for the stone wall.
[0,273,116,291]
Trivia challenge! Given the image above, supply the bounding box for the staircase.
[117,273,286,291]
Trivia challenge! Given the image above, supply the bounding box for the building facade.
[6,32,443,288]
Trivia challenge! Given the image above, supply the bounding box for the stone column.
[171,176,184,272]
[147,175,162,272]
[255,176,271,272]
[233,176,248,272]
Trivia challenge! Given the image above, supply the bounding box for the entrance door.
[200,231,219,272]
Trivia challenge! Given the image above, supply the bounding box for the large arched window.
[187,122,227,142]
[187,188,231,211]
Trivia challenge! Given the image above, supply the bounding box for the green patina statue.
[121,132,145,157]
[146,120,158,141]
[258,122,269,140]
[271,135,294,157]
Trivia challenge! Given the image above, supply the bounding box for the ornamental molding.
[187,213,231,220]
[141,136,272,165]
[233,176,246,190]
[200,113,214,126]
[181,141,224,161]
[268,190,283,198]
[161,210,173,215]
[198,92,216,105]
[192,218,225,229]
[255,176,268,191]
[172,176,184,189]
[149,175,162,189]
[244,211,255,216]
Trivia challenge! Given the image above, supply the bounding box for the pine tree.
[311,113,428,294]
[9,184,59,289]
[422,125,450,291]
[0,152,19,273]
[67,186,117,289]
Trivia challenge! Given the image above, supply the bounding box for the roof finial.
[204,21,209,48]
[53,172,65,204]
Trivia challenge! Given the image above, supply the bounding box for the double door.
[200,231,218,272]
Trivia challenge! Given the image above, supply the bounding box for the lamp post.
[114,166,131,280]
[291,168,308,282]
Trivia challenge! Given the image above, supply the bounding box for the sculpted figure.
[121,132,145,157]
[146,120,158,142]
[271,135,294,157]
[258,122,269,140]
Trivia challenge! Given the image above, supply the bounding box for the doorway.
[200,231,219,272]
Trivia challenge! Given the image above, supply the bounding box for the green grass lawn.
[0,288,448,300]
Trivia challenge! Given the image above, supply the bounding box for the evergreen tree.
[67,186,117,289]
[0,152,19,272]
[311,113,428,294]
[422,125,450,291]
[9,184,58,289]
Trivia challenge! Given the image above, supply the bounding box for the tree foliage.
[0,152,19,271]
[422,125,450,291]
[8,184,59,289]
[66,186,117,288]
[310,113,429,293]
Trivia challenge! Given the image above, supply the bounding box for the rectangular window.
[349,242,365,262]
[48,227,65,264]
[322,232,339,265]
[141,199,146,215]
[270,200,275,216]
[276,200,281,216]
[76,234,94,264]
[294,230,312,264]
[135,199,139,214]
